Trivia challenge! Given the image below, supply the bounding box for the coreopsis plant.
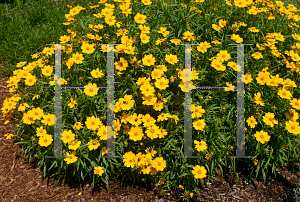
[1,0,300,200]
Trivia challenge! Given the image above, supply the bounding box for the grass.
[0,0,100,77]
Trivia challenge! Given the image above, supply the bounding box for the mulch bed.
[0,62,299,201]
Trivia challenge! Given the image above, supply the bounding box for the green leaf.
[48,160,57,171]
[178,172,189,179]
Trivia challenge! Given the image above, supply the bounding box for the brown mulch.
[0,62,299,201]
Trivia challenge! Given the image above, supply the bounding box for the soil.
[0,61,300,202]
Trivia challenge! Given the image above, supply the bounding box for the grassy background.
[0,0,100,76]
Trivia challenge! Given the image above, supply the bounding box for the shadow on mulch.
[0,64,300,202]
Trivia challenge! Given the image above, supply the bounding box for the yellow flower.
[212,24,221,32]
[41,65,53,77]
[69,7,81,16]
[142,114,156,128]
[155,78,169,90]
[193,119,206,131]
[119,94,135,111]
[140,33,150,44]
[3,99,16,111]
[28,107,44,120]
[68,98,78,109]
[138,25,150,33]
[38,134,53,147]
[123,151,135,168]
[179,185,184,190]
[192,165,207,179]
[36,126,47,137]
[87,139,101,151]
[256,72,270,85]
[252,52,263,59]
[73,122,83,130]
[66,58,75,69]
[234,0,248,8]
[140,84,155,97]
[292,33,300,41]
[158,27,170,37]
[165,54,179,65]
[263,112,278,127]
[94,166,104,176]
[61,130,75,144]
[105,15,116,26]
[128,126,144,142]
[231,34,243,43]
[254,159,258,166]
[248,27,260,33]
[25,74,37,86]
[152,157,166,172]
[4,133,13,140]
[72,52,84,64]
[246,116,257,128]
[68,140,81,150]
[285,120,300,135]
[224,82,235,91]
[84,83,99,97]
[145,125,160,139]
[170,39,181,45]
[142,54,156,66]
[21,112,35,125]
[115,57,128,71]
[217,50,231,62]
[252,92,264,106]
[191,104,205,119]
[182,31,196,41]
[278,88,293,100]
[16,61,27,68]
[59,35,70,43]
[291,98,300,110]
[254,130,271,144]
[194,140,207,152]
[141,0,152,5]
[85,116,102,131]
[64,151,78,164]
[275,33,285,41]
[134,13,147,24]
[153,101,164,111]
[285,108,299,122]
[81,43,96,54]
[41,114,55,126]
[90,68,104,78]
[211,59,226,71]
[97,125,115,141]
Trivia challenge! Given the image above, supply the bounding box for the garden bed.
[1,63,299,202]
